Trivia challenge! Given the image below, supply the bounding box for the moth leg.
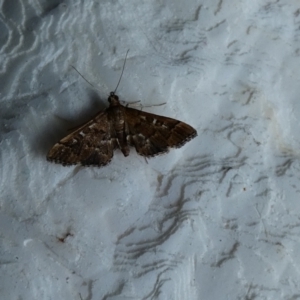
[124,100,141,107]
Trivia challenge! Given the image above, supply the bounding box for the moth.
[47,52,197,167]
[47,91,197,166]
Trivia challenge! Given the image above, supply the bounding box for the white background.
[1,0,300,299]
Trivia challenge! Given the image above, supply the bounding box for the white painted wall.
[1,0,299,299]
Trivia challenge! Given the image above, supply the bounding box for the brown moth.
[48,51,197,166]
[47,91,197,167]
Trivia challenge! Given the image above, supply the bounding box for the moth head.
[108,92,120,106]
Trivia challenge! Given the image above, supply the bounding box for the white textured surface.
[1,0,300,299]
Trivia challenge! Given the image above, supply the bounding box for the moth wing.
[47,112,116,166]
[124,107,197,157]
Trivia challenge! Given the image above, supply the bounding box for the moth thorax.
[108,92,120,106]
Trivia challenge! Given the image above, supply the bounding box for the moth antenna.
[71,65,96,89]
[114,49,129,93]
